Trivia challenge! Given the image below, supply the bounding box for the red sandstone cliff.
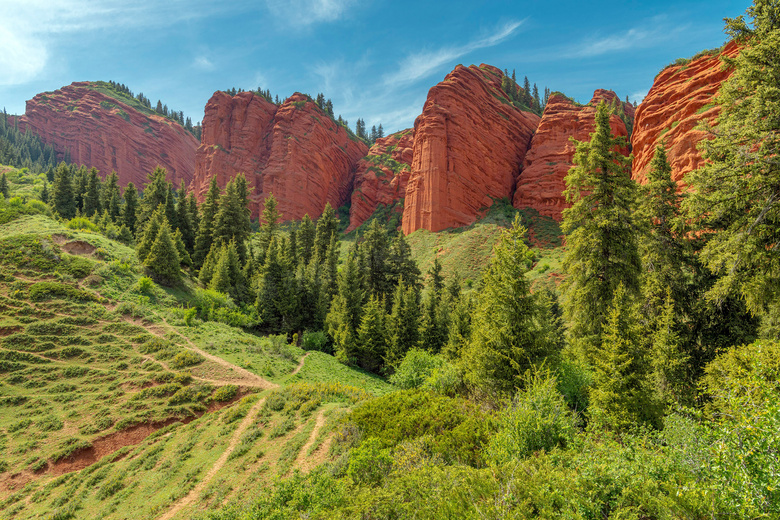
[18,82,198,187]
[514,90,632,220]
[192,91,368,221]
[347,129,414,232]
[631,41,740,184]
[401,65,540,234]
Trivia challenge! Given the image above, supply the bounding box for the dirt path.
[290,352,309,376]
[293,410,326,471]
[158,397,267,520]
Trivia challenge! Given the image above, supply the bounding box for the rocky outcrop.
[631,41,740,184]
[18,82,198,187]
[192,91,368,221]
[513,90,632,220]
[401,65,540,234]
[347,129,414,231]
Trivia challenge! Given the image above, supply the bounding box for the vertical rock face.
[347,129,414,232]
[513,90,632,220]
[18,82,199,187]
[192,91,368,221]
[401,65,541,234]
[631,41,740,184]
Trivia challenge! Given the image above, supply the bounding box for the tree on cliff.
[684,0,780,313]
[561,101,638,358]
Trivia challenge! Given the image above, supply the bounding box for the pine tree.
[209,244,233,295]
[73,166,87,213]
[418,259,447,353]
[83,168,102,217]
[173,229,192,268]
[362,218,390,300]
[523,76,532,107]
[102,171,120,218]
[123,182,139,233]
[193,176,220,268]
[40,182,49,203]
[462,215,556,397]
[386,277,421,368]
[0,172,9,198]
[176,183,195,253]
[387,233,421,290]
[327,249,364,365]
[298,213,316,265]
[684,1,780,312]
[355,295,388,373]
[51,163,75,219]
[136,207,164,263]
[590,284,660,430]
[257,192,281,261]
[138,167,170,228]
[144,219,180,285]
[313,203,337,261]
[561,101,638,358]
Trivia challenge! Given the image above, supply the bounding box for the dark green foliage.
[213,174,252,263]
[0,110,60,172]
[0,173,9,198]
[194,176,220,268]
[385,278,421,368]
[562,101,638,357]
[143,218,180,285]
[355,295,387,373]
[51,163,76,219]
[82,168,101,217]
[684,2,780,313]
[137,166,170,229]
[462,216,557,398]
[122,181,139,233]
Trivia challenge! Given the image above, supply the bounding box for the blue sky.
[0,0,747,134]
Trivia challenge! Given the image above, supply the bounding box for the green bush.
[347,437,392,486]
[347,389,490,466]
[486,372,578,465]
[213,385,238,402]
[29,282,97,302]
[65,217,99,232]
[170,350,204,369]
[390,349,443,389]
[301,330,331,353]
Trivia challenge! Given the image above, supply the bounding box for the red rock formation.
[514,90,632,220]
[401,65,540,234]
[18,82,198,187]
[347,129,414,231]
[632,41,740,184]
[193,92,368,221]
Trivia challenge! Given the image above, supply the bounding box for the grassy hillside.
[0,202,391,519]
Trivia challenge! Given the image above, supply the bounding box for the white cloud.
[263,0,357,27]
[0,26,48,85]
[194,56,216,71]
[629,90,648,104]
[0,0,221,86]
[385,19,524,87]
[568,19,689,58]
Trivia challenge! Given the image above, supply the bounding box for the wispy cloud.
[193,55,216,71]
[0,0,220,86]
[264,0,357,28]
[567,19,689,58]
[385,19,525,87]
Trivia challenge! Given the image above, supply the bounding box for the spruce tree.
[356,295,388,373]
[684,1,780,312]
[362,218,390,300]
[257,192,281,262]
[386,233,421,290]
[462,215,555,398]
[173,229,192,268]
[298,213,316,265]
[73,166,87,213]
[123,182,139,233]
[590,284,660,430]
[209,244,233,295]
[213,173,252,262]
[144,219,180,285]
[102,171,120,218]
[327,249,364,365]
[193,177,220,268]
[40,182,49,203]
[561,101,638,358]
[0,172,9,198]
[313,202,337,261]
[138,166,170,228]
[51,163,75,219]
[136,207,164,263]
[386,277,421,368]
[176,183,195,253]
[83,168,102,217]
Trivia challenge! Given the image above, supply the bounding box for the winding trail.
[293,410,326,471]
[158,397,267,520]
[290,352,310,376]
